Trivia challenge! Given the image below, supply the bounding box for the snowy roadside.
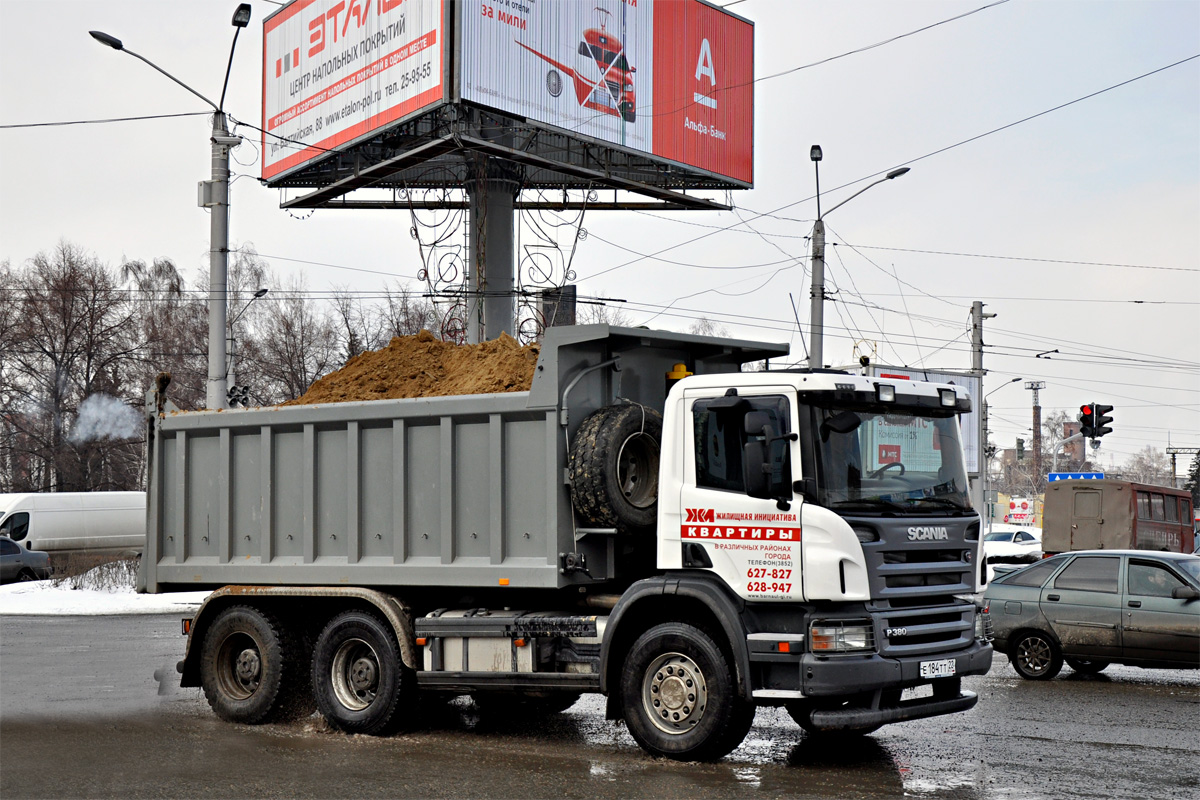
[0,580,207,616]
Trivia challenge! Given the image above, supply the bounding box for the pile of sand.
[285,330,540,406]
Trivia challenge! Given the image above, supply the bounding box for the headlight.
[624,83,634,92]
[811,620,875,653]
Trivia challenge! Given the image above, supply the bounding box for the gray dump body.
[140,325,786,593]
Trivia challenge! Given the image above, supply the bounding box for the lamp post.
[226,288,268,407]
[91,3,252,410]
[809,146,909,369]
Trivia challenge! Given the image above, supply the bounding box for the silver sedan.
[984,550,1200,679]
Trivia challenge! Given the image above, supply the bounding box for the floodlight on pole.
[91,4,251,410]
[226,287,268,407]
[808,157,911,369]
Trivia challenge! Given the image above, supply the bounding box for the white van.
[0,492,145,556]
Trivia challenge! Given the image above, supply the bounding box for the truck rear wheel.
[200,605,303,724]
[620,622,754,761]
[570,404,662,531]
[312,610,416,735]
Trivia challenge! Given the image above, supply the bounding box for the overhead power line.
[0,112,210,129]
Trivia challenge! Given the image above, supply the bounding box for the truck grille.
[852,517,978,602]
[876,604,975,657]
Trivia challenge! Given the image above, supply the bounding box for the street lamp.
[91,3,252,410]
[809,148,910,368]
[226,288,268,407]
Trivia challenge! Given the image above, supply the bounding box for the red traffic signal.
[1079,404,1096,436]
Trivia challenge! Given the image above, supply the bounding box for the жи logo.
[685,508,715,523]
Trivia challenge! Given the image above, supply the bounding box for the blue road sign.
[1048,472,1105,482]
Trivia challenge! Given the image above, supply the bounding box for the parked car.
[985,550,1200,679]
[0,535,52,583]
[984,524,1043,564]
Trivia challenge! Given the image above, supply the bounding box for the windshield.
[813,406,972,513]
[1180,559,1200,582]
[985,532,1015,542]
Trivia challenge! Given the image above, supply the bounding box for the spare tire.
[570,403,663,531]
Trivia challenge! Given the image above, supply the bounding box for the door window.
[1137,492,1151,520]
[0,512,29,542]
[1151,494,1166,521]
[1073,490,1101,518]
[1004,559,1060,588]
[692,395,790,494]
[1053,556,1119,593]
[1127,561,1185,598]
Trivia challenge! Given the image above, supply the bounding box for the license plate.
[920,658,956,679]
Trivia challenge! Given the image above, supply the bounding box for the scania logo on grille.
[907,526,949,541]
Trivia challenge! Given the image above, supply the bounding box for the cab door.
[1123,558,1200,665]
[1042,555,1122,658]
[677,390,803,602]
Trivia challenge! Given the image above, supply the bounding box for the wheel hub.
[235,648,261,682]
[350,657,377,692]
[643,653,707,734]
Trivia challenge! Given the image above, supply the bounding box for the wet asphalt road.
[1,614,1197,799]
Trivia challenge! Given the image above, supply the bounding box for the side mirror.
[820,410,861,441]
[1171,585,1200,600]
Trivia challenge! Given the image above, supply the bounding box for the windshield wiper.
[829,498,908,513]
[901,497,972,512]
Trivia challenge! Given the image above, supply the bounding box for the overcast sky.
[2,0,1197,473]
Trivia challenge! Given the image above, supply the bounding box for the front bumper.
[809,688,979,730]
[802,639,993,698]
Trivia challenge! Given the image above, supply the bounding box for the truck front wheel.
[620,622,754,761]
[200,605,302,724]
[312,610,416,735]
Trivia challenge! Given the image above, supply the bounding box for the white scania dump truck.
[144,326,991,761]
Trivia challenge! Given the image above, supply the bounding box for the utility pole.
[1166,446,1200,489]
[1025,381,1046,491]
[807,146,909,369]
[971,301,996,528]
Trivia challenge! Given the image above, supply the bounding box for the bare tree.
[122,257,207,410]
[689,317,730,337]
[252,275,339,403]
[5,242,140,491]
[576,299,632,327]
[379,283,438,340]
[1119,446,1172,485]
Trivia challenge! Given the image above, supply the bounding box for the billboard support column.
[466,159,519,343]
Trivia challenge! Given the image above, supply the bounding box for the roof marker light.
[876,384,896,403]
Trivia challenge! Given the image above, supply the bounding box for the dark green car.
[984,551,1200,679]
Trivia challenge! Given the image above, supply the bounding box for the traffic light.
[1079,403,1114,438]
[1079,404,1096,437]
[1016,437,1025,462]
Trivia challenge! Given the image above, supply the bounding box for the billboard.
[460,0,754,184]
[872,366,983,474]
[262,0,446,181]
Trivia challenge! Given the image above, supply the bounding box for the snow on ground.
[0,581,207,616]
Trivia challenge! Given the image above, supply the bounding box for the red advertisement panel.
[651,1,753,184]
